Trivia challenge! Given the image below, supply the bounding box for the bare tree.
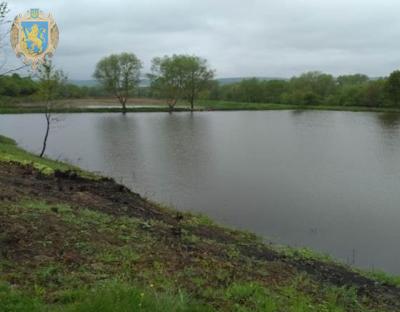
[0,2,28,76]
[36,60,66,157]
[0,1,9,72]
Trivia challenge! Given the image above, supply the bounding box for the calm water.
[1,111,400,274]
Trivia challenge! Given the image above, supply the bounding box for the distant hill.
[69,79,151,87]
[216,77,287,85]
[69,77,287,88]
[69,80,99,87]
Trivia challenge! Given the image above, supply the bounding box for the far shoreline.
[2,98,400,114]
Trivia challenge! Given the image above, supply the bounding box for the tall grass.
[0,282,212,312]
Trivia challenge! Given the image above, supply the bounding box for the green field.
[2,99,400,114]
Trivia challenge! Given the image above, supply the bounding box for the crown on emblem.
[30,8,40,19]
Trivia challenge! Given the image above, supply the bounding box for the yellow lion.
[22,24,44,54]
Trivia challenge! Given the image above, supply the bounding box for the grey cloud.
[4,0,400,79]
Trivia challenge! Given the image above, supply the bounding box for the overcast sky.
[4,0,400,80]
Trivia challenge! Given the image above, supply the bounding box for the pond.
[1,110,400,274]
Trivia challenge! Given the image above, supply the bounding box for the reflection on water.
[1,110,400,274]
[376,112,400,131]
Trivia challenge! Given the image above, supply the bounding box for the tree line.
[0,53,216,114]
[93,53,400,110]
[3,53,400,110]
[0,73,90,103]
[206,72,397,107]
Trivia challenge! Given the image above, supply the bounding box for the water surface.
[1,110,400,274]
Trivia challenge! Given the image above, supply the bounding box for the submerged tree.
[149,55,214,112]
[36,60,66,158]
[94,53,142,114]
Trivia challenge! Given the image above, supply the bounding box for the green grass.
[0,135,97,178]
[0,281,213,312]
[0,106,192,114]
[0,276,374,312]
[2,99,400,114]
[0,197,388,312]
[362,270,400,287]
[276,245,334,263]
[196,99,400,113]
[223,280,366,312]
[0,282,44,312]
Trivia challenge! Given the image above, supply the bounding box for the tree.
[237,78,264,103]
[149,55,214,112]
[94,53,142,114]
[385,70,400,106]
[0,2,8,60]
[288,71,336,105]
[337,74,369,87]
[0,2,28,76]
[183,56,214,111]
[149,56,185,112]
[335,84,364,106]
[361,80,386,107]
[36,60,66,157]
[262,80,288,104]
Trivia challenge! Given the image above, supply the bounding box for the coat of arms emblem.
[10,9,59,68]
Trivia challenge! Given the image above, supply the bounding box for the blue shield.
[21,21,49,55]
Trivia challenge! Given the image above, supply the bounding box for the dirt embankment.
[1,161,400,310]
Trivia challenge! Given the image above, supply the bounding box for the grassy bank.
[0,106,192,114]
[197,100,400,113]
[1,134,400,311]
[2,99,400,114]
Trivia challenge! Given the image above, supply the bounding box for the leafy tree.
[19,76,38,96]
[302,91,320,105]
[0,76,20,96]
[262,80,288,104]
[335,84,365,106]
[237,78,265,102]
[59,84,89,99]
[196,70,398,109]
[288,71,336,104]
[149,55,214,111]
[385,70,400,106]
[94,53,142,114]
[149,56,185,112]
[183,56,214,111]
[0,74,38,98]
[204,80,221,100]
[36,60,67,157]
[362,80,386,107]
[218,83,241,102]
[337,74,369,87]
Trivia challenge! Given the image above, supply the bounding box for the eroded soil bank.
[1,161,400,311]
